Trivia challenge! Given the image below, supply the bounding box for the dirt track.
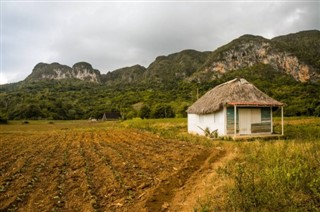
[0,128,231,211]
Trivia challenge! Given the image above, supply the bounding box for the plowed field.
[0,123,221,211]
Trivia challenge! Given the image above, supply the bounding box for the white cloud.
[1,1,319,83]
[0,73,8,85]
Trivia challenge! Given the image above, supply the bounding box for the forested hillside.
[0,30,319,120]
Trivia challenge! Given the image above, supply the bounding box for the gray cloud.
[1,1,319,84]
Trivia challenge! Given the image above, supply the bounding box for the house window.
[261,108,271,122]
[227,107,234,123]
[251,108,261,123]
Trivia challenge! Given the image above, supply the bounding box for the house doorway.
[239,108,251,134]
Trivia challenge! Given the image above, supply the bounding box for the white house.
[187,78,284,138]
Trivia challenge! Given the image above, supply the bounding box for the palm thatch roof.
[187,78,283,114]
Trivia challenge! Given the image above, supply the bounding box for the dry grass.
[123,117,320,211]
[196,117,320,211]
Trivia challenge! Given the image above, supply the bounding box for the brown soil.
[0,128,232,211]
[169,147,236,211]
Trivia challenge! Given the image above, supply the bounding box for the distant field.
[0,117,319,211]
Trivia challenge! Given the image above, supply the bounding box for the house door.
[239,109,251,134]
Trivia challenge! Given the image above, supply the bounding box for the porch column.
[234,105,237,138]
[281,106,284,136]
[270,107,273,133]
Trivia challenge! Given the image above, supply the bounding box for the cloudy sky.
[1,0,319,84]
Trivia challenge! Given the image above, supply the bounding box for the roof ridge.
[215,78,239,88]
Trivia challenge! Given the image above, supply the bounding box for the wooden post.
[224,106,227,136]
[196,87,199,100]
[281,106,284,136]
[270,107,273,134]
[234,105,237,138]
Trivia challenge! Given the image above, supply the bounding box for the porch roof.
[227,101,283,107]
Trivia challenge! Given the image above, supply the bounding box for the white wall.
[188,109,226,136]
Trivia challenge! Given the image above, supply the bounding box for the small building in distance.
[102,112,121,121]
[187,78,284,138]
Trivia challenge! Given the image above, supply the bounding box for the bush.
[139,105,151,119]
[150,104,175,119]
[0,116,8,124]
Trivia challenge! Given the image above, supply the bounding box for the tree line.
[0,64,319,121]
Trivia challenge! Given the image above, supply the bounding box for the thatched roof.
[187,78,283,114]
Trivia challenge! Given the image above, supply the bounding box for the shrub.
[150,104,175,119]
[0,116,8,124]
[139,105,151,119]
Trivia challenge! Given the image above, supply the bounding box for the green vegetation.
[0,79,194,120]
[1,63,319,120]
[217,145,319,210]
[144,50,211,82]
[0,116,8,124]
[193,117,320,211]
[123,117,320,211]
[121,117,320,211]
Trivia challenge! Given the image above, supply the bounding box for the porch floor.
[230,134,284,141]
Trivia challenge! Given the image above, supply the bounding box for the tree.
[120,107,136,120]
[173,102,189,118]
[150,104,175,119]
[139,105,151,119]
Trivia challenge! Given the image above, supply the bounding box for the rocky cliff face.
[193,34,319,82]
[102,31,319,84]
[25,30,320,85]
[101,50,210,85]
[26,62,101,83]
[72,62,101,83]
[103,65,146,85]
[143,50,211,82]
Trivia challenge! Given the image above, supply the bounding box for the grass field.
[0,117,319,211]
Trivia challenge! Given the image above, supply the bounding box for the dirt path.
[169,146,236,211]
[140,146,236,212]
